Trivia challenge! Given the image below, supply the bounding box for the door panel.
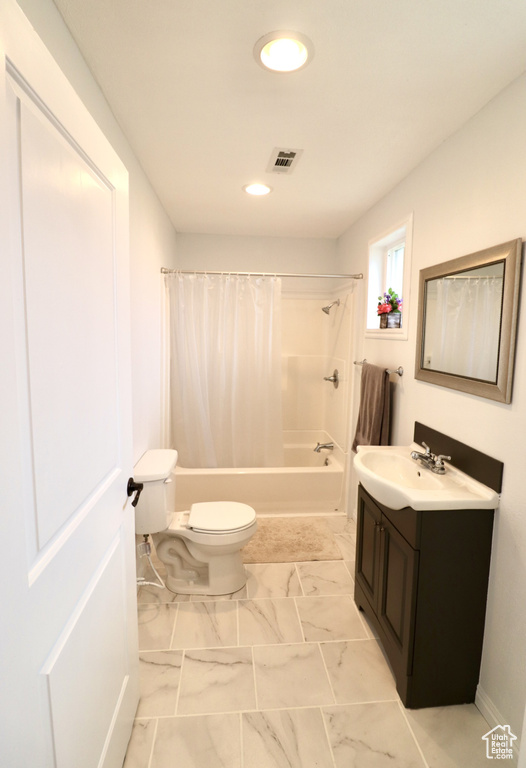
[0,4,138,766]
[42,538,128,768]
[20,97,119,552]
[378,521,418,675]
[382,529,407,641]
[355,487,381,605]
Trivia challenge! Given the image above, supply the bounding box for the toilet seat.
[188,501,256,534]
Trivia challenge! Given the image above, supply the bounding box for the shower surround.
[166,280,355,515]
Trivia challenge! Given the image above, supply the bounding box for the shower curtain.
[166,272,283,468]
[425,276,503,381]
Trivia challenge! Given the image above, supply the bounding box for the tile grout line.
[321,697,401,707]
[142,637,383,654]
[317,641,338,707]
[291,595,307,643]
[396,700,431,768]
[146,717,159,768]
[250,645,259,712]
[168,602,179,650]
[354,602,376,639]
[133,698,403,722]
[245,565,254,600]
[239,711,244,768]
[318,706,339,768]
[173,648,185,717]
[294,562,306,596]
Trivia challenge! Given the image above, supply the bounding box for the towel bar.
[354,359,403,377]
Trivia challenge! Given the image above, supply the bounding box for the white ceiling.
[52,0,526,239]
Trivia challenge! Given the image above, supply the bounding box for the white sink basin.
[354,443,499,510]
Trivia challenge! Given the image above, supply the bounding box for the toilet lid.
[188,501,256,533]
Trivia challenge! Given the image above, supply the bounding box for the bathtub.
[174,439,345,515]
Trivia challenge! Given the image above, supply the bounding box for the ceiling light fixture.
[254,31,313,73]
[243,183,272,196]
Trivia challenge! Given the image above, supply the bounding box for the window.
[366,214,412,338]
[385,242,405,298]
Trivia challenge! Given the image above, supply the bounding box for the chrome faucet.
[314,442,334,452]
[410,442,451,474]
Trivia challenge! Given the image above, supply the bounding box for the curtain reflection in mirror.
[423,274,503,382]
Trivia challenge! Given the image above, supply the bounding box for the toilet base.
[165,553,247,595]
[152,529,252,596]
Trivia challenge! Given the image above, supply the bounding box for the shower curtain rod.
[161,268,363,279]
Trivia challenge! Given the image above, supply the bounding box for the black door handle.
[127,478,144,507]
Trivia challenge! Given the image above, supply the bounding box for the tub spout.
[314,442,334,452]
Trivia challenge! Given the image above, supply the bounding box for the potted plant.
[377,288,403,328]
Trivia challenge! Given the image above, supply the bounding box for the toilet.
[133,449,257,595]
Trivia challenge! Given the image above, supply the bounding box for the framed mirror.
[415,239,522,403]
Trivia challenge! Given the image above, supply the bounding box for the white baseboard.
[476,684,521,760]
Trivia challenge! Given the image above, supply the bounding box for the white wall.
[337,73,526,744]
[17,0,179,462]
[176,232,337,276]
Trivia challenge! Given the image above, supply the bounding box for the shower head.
[322,299,340,314]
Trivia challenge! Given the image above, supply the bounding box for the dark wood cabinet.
[355,484,494,708]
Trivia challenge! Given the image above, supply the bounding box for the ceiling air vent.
[266,147,303,175]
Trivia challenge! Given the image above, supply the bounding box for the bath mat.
[242,516,343,564]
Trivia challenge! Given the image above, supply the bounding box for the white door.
[0,4,139,767]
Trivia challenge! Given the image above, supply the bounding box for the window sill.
[365,326,408,341]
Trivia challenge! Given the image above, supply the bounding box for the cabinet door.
[356,487,382,607]
[378,518,418,674]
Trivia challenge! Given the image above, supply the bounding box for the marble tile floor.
[123,515,500,768]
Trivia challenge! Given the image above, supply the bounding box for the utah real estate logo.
[482,725,517,760]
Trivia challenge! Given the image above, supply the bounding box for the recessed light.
[243,183,273,196]
[254,31,313,73]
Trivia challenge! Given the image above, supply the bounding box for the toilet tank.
[133,449,178,534]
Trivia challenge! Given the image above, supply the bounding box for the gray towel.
[352,362,390,451]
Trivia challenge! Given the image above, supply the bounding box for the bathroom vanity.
[354,484,494,708]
